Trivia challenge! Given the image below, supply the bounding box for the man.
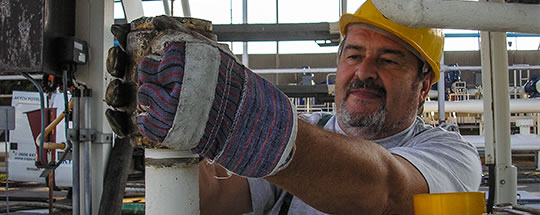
[196,1,482,214]
[107,0,482,214]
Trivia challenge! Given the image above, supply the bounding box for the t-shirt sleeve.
[389,128,483,193]
[245,178,288,215]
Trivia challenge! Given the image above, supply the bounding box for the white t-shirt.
[246,113,482,215]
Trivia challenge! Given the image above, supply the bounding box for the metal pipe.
[275,0,280,84]
[424,99,540,114]
[162,0,171,16]
[83,89,92,215]
[252,65,540,75]
[254,68,336,74]
[0,74,42,81]
[514,70,518,91]
[340,0,347,15]
[242,0,248,66]
[437,55,446,124]
[71,89,80,215]
[437,71,446,123]
[180,0,191,17]
[519,70,523,86]
[435,65,540,72]
[4,111,9,214]
[490,30,517,205]
[145,149,199,214]
[120,0,145,23]
[371,0,540,34]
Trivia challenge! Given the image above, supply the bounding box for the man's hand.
[105,15,298,178]
[105,16,215,140]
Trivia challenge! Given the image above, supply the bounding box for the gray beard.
[337,100,388,139]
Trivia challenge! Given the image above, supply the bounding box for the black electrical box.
[58,37,88,65]
[0,0,75,76]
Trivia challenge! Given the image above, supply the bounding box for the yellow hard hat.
[339,0,444,82]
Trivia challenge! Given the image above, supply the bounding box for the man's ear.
[419,73,434,103]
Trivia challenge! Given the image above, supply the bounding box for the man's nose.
[354,56,378,81]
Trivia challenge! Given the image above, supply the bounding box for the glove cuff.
[162,42,297,178]
[161,42,220,149]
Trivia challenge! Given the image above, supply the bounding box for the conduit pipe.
[438,56,446,124]
[253,65,540,75]
[442,65,540,72]
[481,22,516,205]
[181,0,191,17]
[145,149,199,214]
[71,90,80,215]
[424,99,540,114]
[371,0,540,34]
[162,0,171,16]
[242,0,249,67]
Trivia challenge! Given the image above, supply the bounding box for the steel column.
[480,21,517,206]
[74,0,114,214]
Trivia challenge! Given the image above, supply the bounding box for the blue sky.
[114,0,540,54]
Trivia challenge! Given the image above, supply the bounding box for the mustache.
[345,79,386,97]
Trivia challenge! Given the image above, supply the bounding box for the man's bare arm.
[267,120,428,214]
[199,161,252,215]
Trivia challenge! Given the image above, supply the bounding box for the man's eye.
[380,58,398,65]
[348,55,361,60]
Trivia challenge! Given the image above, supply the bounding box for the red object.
[25,108,57,168]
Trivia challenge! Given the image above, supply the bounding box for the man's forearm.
[199,161,252,215]
[266,120,428,214]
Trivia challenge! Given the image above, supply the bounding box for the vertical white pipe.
[242,0,249,66]
[120,0,145,23]
[340,0,347,15]
[437,55,445,124]
[275,0,279,84]
[181,0,191,17]
[480,32,495,164]
[519,70,523,87]
[491,30,517,205]
[479,0,517,203]
[145,149,200,214]
[162,0,171,16]
[513,70,517,97]
[83,90,93,215]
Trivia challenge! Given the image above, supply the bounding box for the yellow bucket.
[414,192,486,215]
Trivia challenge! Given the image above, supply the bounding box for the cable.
[53,66,74,168]
[20,72,50,169]
[486,164,495,213]
[20,67,75,170]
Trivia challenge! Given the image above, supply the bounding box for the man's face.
[335,24,431,139]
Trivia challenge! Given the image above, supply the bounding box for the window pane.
[114,2,125,19]
[278,0,339,23]
[184,0,234,24]
[142,1,165,16]
[444,37,480,51]
[248,0,276,24]
[279,41,338,54]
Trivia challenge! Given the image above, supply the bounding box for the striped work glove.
[136,40,298,177]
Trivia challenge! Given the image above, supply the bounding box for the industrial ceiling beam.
[213,23,340,42]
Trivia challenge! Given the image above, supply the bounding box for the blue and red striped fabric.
[192,51,295,177]
[136,42,295,177]
[136,43,185,142]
